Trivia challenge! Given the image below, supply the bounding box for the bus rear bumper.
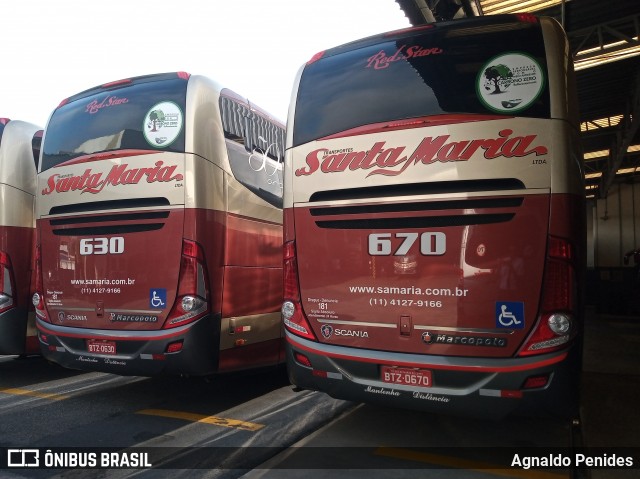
[36,315,220,376]
[286,331,581,419]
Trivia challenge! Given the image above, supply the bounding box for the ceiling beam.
[570,14,640,64]
[600,70,640,197]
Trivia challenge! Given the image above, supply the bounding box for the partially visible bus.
[34,72,285,375]
[283,15,584,418]
[0,118,42,356]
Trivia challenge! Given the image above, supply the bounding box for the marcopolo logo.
[422,331,507,347]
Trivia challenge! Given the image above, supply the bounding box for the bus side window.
[226,139,283,209]
[32,130,43,170]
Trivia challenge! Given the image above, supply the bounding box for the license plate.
[87,339,116,355]
[381,366,432,387]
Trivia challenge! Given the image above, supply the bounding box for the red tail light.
[32,245,48,321]
[164,239,209,328]
[519,236,577,356]
[516,13,539,24]
[0,252,16,313]
[101,78,132,88]
[282,240,317,340]
[307,51,326,65]
[384,24,435,37]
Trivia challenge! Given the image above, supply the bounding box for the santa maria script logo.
[41,161,183,195]
[295,129,547,178]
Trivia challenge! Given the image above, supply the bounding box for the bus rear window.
[293,18,550,147]
[41,78,187,171]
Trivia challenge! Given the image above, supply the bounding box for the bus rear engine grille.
[48,197,170,216]
[310,197,523,217]
[52,224,164,236]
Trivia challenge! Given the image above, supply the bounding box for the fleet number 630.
[79,237,125,255]
[368,232,446,256]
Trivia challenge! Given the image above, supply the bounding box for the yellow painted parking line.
[0,387,69,401]
[375,447,568,479]
[136,408,264,431]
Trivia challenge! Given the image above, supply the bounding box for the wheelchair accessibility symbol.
[495,301,525,329]
[150,289,167,309]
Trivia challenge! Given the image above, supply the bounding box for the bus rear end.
[284,15,584,418]
[34,73,216,375]
[0,119,41,355]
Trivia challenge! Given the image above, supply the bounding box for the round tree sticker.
[143,101,183,147]
[477,53,545,113]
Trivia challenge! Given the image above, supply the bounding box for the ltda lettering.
[295,129,548,178]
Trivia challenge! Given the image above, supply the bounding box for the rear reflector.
[523,374,550,389]
[294,352,312,368]
[166,341,183,353]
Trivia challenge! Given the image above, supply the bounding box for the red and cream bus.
[0,118,42,356]
[34,72,285,376]
[283,15,584,418]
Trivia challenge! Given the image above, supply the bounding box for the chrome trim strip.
[316,319,396,328]
[413,325,515,335]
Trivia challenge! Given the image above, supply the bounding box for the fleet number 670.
[368,232,446,256]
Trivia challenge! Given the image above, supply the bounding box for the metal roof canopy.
[395,0,640,199]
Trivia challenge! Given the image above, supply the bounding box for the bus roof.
[58,72,191,108]
[308,13,540,63]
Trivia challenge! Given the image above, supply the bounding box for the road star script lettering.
[42,161,183,195]
[85,95,129,114]
[366,45,443,69]
[295,129,548,178]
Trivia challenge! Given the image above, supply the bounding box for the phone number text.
[369,298,443,308]
[80,287,121,295]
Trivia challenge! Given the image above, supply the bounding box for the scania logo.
[58,311,65,323]
[321,324,333,338]
[421,331,434,344]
